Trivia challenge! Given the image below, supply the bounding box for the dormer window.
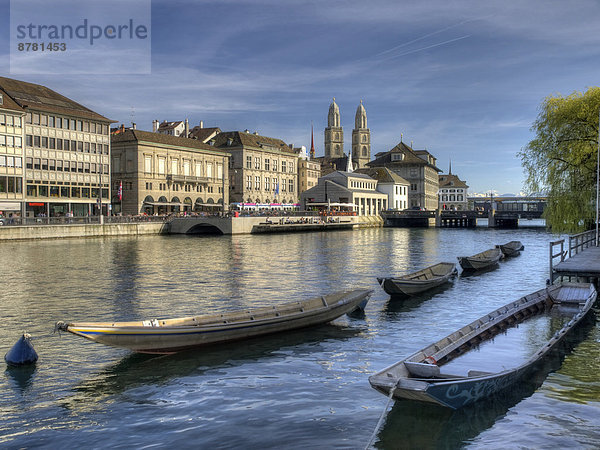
[391,153,404,161]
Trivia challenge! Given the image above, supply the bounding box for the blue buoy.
[5,333,38,366]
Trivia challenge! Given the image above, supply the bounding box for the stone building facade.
[438,172,469,211]
[0,88,25,218]
[111,129,229,215]
[214,131,299,205]
[0,76,112,218]
[367,141,441,210]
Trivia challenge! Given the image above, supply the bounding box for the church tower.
[352,100,370,169]
[324,98,344,158]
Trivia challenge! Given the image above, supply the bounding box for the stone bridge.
[168,215,369,235]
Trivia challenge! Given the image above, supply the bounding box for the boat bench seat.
[467,370,494,377]
[404,361,441,378]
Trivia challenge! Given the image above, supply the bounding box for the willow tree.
[519,87,600,233]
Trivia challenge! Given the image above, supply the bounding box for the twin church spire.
[324,98,371,169]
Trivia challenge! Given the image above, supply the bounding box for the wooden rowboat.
[55,289,373,354]
[457,247,502,271]
[377,262,457,296]
[496,240,524,257]
[369,282,596,409]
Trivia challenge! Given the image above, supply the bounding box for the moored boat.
[368,283,596,409]
[457,247,502,271]
[496,240,525,257]
[56,289,373,354]
[377,262,457,296]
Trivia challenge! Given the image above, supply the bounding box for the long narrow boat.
[56,289,373,354]
[457,247,502,271]
[377,262,457,296]
[496,241,524,257]
[368,283,596,409]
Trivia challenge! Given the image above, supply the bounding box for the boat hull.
[497,241,524,257]
[60,289,372,354]
[369,283,596,409]
[458,248,502,271]
[377,263,457,296]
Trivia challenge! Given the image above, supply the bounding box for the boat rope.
[365,386,396,449]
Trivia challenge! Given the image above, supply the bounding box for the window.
[77,141,83,152]
[26,157,32,169]
[281,161,286,173]
[48,116,55,128]
[158,157,165,175]
[183,160,190,176]
[254,157,260,169]
[41,137,48,148]
[265,177,270,191]
[273,160,278,172]
[41,159,48,170]
[206,163,213,178]
[33,113,40,125]
[392,153,404,161]
[289,162,294,173]
[34,136,40,147]
[14,117,21,128]
[246,155,252,169]
[265,159,270,171]
[84,142,90,153]
[288,179,294,192]
[0,114,5,125]
[145,155,152,173]
[49,138,55,149]
[217,164,223,180]
[171,159,178,175]
[0,135,4,146]
[246,175,252,189]
[41,115,48,126]
[56,117,62,129]
[255,176,260,190]
[281,179,286,192]
[195,162,202,177]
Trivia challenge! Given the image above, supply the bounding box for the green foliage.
[519,87,600,233]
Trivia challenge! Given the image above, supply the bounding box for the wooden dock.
[551,230,600,284]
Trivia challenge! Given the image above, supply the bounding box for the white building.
[355,167,409,210]
[300,170,387,215]
[438,172,469,211]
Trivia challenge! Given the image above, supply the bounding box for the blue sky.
[2,0,600,195]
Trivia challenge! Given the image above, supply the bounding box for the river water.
[1,226,599,449]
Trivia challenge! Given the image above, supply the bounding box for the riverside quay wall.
[0,215,383,240]
[0,222,168,241]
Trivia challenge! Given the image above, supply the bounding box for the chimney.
[199,120,203,129]
[184,118,189,138]
[152,119,159,132]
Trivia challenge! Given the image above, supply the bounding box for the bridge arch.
[186,223,224,235]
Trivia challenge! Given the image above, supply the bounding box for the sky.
[2,0,600,195]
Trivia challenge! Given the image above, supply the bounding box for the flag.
[275,181,279,195]
[117,180,123,201]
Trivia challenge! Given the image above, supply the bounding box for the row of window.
[26,157,108,174]
[0,115,23,128]
[394,185,407,195]
[26,112,109,135]
[0,135,23,148]
[245,176,294,192]
[26,184,108,199]
[27,135,109,154]
[245,156,295,173]
[0,155,22,168]
[141,155,222,179]
[140,181,218,194]
[0,176,22,194]
[440,195,464,202]
[350,180,376,190]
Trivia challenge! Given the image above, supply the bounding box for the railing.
[549,239,566,284]
[0,216,169,226]
[549,229,597,283]
[568,229,597,257]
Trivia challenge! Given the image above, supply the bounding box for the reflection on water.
[0,227,598,448]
